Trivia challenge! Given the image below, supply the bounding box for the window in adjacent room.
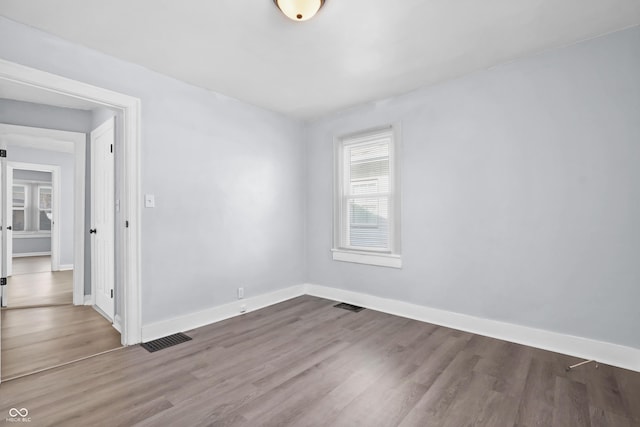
[12,185,26,232]
[38,186,53,231]
[12,182,52,234]
[333,125,402,268]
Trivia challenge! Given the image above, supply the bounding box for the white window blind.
[334,126,401,267]
[12,182,52,234]
[12,185,26,232]
[38,186,53,231]
[343,138,391,250]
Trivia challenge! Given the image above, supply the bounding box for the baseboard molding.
[141,285,306,342]
[137,282,639,372]
[12,251,51,258]
[83,295,93,306]
[58,264,74,271]
[304,284,640,372]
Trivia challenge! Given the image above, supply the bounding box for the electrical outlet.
[240,305,247,313]
[237,287,244,299]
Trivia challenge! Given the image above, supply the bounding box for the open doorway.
[0,126,84,309]
[13,167,55,275]
[0,120,122,380]
[7,163,67,307]
[0,59,142,384]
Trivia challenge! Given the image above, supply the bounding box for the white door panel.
[0,156,3,382]
[4,166,12,277]
[1,157,7,308]
[91,118,115,320]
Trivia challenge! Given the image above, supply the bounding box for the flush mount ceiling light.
[273,0,325,21]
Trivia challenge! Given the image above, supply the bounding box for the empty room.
[0,1,639,426]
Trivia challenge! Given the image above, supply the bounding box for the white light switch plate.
[144,194,155,208]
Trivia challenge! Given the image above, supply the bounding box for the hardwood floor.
[1,305,122,380]
[0,295,638,426]
[7,257,72,307]
[12,256,53,275]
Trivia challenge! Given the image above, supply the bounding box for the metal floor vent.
[334,302,365,312]
[141,333,192,353]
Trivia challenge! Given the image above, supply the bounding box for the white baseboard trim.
[304,284,640,372]
[12,251,51,258]
[84,295,93,306]
[141,285,306,342]
[58,264,74,271]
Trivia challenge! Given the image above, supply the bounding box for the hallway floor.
[1,256,122,380]
[12,255,53,275]
[1,305,122,380]
[7,256,72,307]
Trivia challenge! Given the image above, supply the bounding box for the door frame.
[0,59,142,346]
[8,161,62,274]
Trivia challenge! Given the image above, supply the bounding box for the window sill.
[13,232,51,239]
[331,249,402,268]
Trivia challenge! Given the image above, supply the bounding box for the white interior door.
[4,165,12,277]
[91,118,115,320]
[1,153,7,308]
[0,150,3,383]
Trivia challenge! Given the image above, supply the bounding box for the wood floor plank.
[590,406,633,427]
[514,357,556,426]
[1,295,639,427]
[553,376,592,427]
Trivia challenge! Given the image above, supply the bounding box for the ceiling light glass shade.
[273,0,325,21]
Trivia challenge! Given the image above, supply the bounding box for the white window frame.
[12,180,53,237]
[38,185,53,232]
[332,124,402,268]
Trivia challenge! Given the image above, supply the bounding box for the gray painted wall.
[13,237,50,254]
[306,26,640,349]
[14,169,52,182]
[12,168,52,255]
[0,97,92,132]
[7,146,75,265]
[0,17,306,325]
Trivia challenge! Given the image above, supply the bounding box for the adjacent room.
[0,1,638,426]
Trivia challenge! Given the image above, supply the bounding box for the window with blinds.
[334,126,401,267]
[12,185,26,232]
[12,182,52,233]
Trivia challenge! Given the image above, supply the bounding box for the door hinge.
[1,277,6,286]
[125,220,129,228]
[0,149,6,157]
[111,289,114,298]
[110,144,113,153]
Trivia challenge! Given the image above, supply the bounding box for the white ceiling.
[1,0,639,119]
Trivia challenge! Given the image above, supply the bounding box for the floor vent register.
[334,302,366,312]
[141,332,192,353]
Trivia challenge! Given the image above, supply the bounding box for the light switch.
[144,194,155,208]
